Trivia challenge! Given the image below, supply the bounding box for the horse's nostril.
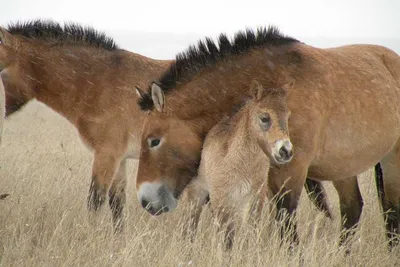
[279,146,292,159]
[141,199,149,209]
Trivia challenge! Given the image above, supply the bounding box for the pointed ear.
[0,27,11,45]
[281,79,295,96]
[151,82,165,112]
[249,80,264,100]
[135,86,145,100]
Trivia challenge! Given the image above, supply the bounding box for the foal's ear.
[281,79,295,96]
[135,86,145,100]
[249,80,264,100]
[151,82,165,113]
[0,27,12,45]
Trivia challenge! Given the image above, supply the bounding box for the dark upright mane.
[6,19,118,50]
[138,26,298,110]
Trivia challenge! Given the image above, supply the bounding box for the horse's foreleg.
[182,176,210,241]
[87,150,120,213]
[304,179,332,219]
[108,158,127,232]
[332,176,363,247]
[268,158,308,247]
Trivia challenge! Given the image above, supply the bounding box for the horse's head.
[247,80,293,164]
[136,83,203,215]
[0,27,36,115]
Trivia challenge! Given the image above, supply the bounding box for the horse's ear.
[281,79,295,96]
[135,86,145,100]
[151,82,165,112]
[0,27,12,45]
[249,80,264,100]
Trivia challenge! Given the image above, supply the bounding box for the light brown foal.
[186,80,292,248]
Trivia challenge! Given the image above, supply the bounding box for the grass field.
[0,101,399,267]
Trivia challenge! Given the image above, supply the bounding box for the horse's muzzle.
[273,140,293,164]
[137,182,178,215]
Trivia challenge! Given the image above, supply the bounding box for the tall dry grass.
[0,101,399,267]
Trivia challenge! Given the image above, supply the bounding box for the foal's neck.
[228,104,261,155]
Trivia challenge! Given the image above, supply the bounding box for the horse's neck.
[166,48,286,121]
[227,106,261,158]
[221,110,268,182]
[29,47,134,124]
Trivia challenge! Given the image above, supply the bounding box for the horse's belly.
[310,118,400,181]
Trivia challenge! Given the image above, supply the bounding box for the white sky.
[1,0,399,59]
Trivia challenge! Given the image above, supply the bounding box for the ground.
[0,101,399,267]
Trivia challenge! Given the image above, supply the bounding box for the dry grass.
[1,101,399,267]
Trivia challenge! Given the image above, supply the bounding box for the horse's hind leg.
[332,176,363,246]
[379,142,400,248]
[108,158,127,232]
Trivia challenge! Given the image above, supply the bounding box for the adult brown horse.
[0,20,335,229]
[135,26,400,247]
[0,20,172,230]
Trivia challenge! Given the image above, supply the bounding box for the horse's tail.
[304,179,333,219]
[375,162,385,209]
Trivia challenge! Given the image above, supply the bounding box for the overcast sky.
[1,0,399,59]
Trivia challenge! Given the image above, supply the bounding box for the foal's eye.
[261,117,270,123]
[148,138,161,148]
[259,114,272,130]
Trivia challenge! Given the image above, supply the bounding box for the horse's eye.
[260,114,271,124]
[261,116,270,124]
[259,114,272,130]
[148,138,161,148]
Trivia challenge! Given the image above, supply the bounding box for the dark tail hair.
[375,162,384,208]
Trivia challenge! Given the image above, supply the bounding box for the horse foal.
[188,80,293,248]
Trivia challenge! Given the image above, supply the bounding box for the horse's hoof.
[0,193,10,200]
[87,184,106,211]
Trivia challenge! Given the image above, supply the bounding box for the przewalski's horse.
[186,80,293,248]
[0,20,335,228]
[0,20,172,230]
[135,27,400,247]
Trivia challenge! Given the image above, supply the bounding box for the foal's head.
[247,80,293,164]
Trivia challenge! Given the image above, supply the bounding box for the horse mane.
[138,25,298,111]
[6,19,118,51]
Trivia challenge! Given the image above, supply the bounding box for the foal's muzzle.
[273,140,293,164]
[137,182,177,216]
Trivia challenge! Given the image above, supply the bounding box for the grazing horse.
[135,26,400,247]
[0,20,334,228]
[0,20,172,230]
[186,80,293,248]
